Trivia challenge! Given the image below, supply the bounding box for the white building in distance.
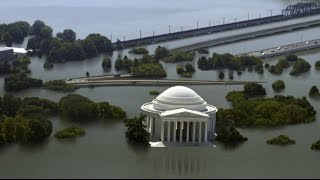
[141,86,218,145]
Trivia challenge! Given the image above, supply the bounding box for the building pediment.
[160,108,209,118]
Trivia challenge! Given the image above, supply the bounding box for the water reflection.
[149,150,211,178]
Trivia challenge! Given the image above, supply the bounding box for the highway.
[170,19,320,53]
[242,39,320,58]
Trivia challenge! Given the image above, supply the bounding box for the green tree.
[219,71,224,79]
[309,86,320,97]
[154,46,169,60]
[2,94,21,117]
[124,113,150,145]
[31,20,46,36]
[272,80,285,92]
[81,39,98,58]
[102,58,112,70]
[286,53,298,62]
[185,63,195,73]
[59,94,99,122]
[176,65,184,75]
[290,58,311,76]
[2,32,12,47]
[315,61,320,70]
[39,26,53,38]
[57,29,76,42]
[244,83,266,97]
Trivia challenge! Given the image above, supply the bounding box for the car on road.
[277,47,281,50]
[306,41,309,44]
[270,49,275,52]
[294,44,298,46]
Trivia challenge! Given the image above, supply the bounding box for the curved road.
[66,78,265,87]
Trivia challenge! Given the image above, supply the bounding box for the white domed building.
[141,86,218,144]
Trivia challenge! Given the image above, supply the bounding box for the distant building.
[141,86,218,146]
[0,47,14,62]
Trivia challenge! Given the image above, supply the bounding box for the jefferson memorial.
[141,86,218,145]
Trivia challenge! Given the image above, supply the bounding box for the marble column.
[192,122,196,142]
[204,121,208,142]
[149,116,152,136]
[167,121,171,142]
[186,122,189,142]
[179,121,183,142]
[198,122,202,142]
[161,121,164,141]
[174,121,177,142]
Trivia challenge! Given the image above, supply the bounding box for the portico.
[141,86,218,145]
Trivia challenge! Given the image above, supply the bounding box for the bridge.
[113,3,320,50]
[170,19,320,52]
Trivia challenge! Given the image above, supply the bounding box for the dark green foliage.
[225,91,247,104]
[176,65,184,75]
[102,58,111,70]
[97,102,126,120]
[0,61,12,75]
[2,94,22,117]
[28,22,113,63]
[0,115,52,143]
[124,114,150,145]
[31,20,46,36]
[4,72,43,91]
[81,39,98,57]
[59,94,126,122]
[129,48,149,54]
[272,80,285,92]
[154,46,169,60]
[43,80,78,92]
[266,135,295,145]
[54,126,85,139]
[243,83,266,97]
[215,109,247,143]
[85,34,113,53]
[132,63,167,78]
[18,97,59,118]
[0,21,30,44]
[264,63,270,68]
[269,59,289,75]
[290,58,311,76]
[2,32,12,47]
[176,63,195,77]
[59,94,99,122]
[197,53,262,73]
[216,126,248,143]
[286,53,298,62]
[219,71,224,79]
[311,140,320,150]
[315,61,320,70]
[115,55,133,72]
[56,29,76,42]
[164,51,195,63]
[149,90,160,96]
[229,71,234,80]
[185,63,195,73]
[309,86,320,97]
[221,93,316,128]
[291,58,310,74]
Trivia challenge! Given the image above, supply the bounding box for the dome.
[152,86,207,111]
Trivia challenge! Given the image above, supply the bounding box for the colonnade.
[145,116,208,143]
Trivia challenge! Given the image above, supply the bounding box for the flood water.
[0,0,320,178]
